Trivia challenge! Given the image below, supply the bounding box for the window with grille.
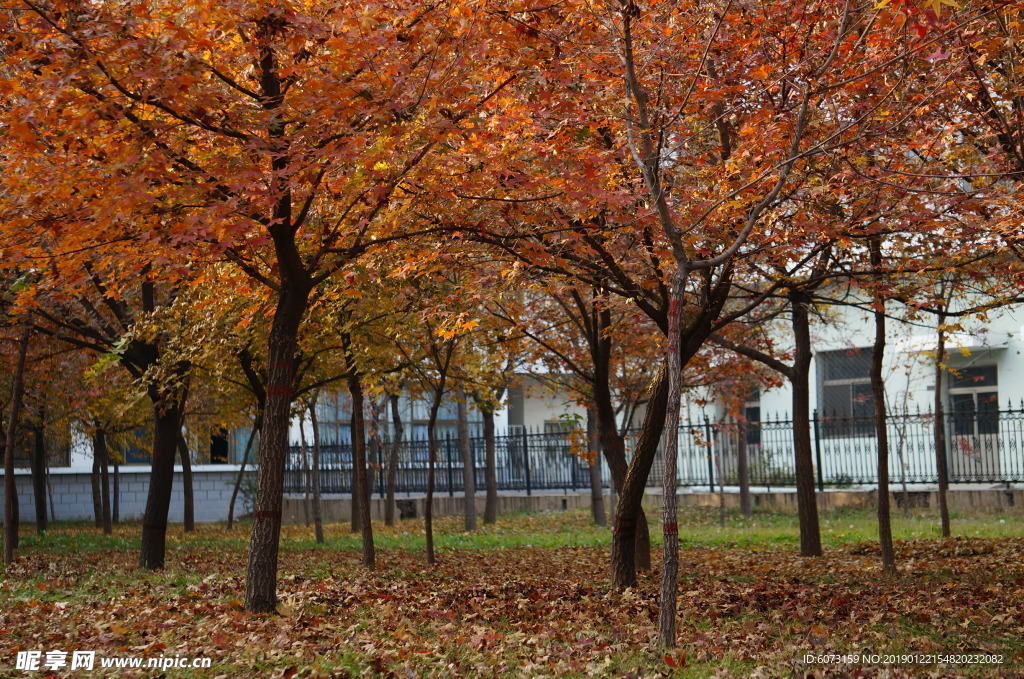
[818,348,875,437]
[949,365,999,437]
[743,389,761,445]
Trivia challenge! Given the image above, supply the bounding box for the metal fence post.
[445,432,455,497]
[813,410,824,492]
[522,426,532,496]
[704,415,715,493]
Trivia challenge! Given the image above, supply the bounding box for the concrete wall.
[642,487,1024,513]
[282,490,611,524]
[0,466,255,524]
[4,464,1020,526]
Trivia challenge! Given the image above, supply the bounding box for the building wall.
[675,297,1024,486]
[508,374,587,431]
[689,299,1024,420]
[0,466,255,524]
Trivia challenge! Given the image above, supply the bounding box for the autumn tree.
[491,282,661,540]
[484,0,985,646]
[2,0,533,611]
[2,324,30,565]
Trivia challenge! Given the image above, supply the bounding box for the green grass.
[16,504,1024,555]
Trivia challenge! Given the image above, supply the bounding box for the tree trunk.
[112,457,119,525]
[138,397,186,569]
[95,428,112,535]
[349,403,360,534]
[368,396,386,500]
[348,373,374,568]
[91,443,102,530]
[790,290,822,557]
[611,365,669,590]
[737,418,752,517]
[934,312,951,538]
[384,394,403,527]
[870,311,896,573]
[895,415,910,519]
[308,397,324,545]
[3,326,30,566]
[595,380,652,572]
[481,407,498,525]
[46,454,56,525]
[425,389,446,565]
[456,386,476,531]
[177,431,195,533]
[299,418,312,528]
[244,281,311,613]
[587,408,606,526]
[30,419,48,533]
[228,412,262,531]
[659,268,686,648]
[717,430,726,529]
[868,237,895,574]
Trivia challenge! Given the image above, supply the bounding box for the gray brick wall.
[0,466,256,524]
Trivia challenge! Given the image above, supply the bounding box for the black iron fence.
[284,405,1024,495]
[285,428,601,496]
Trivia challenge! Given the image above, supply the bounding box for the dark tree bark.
[308,396,325,545]
[384,393,404,527]
[595,387,652,572]
[934,310,951,538]
[609,268,732,591]
[420,336,455,565]
[868,237,896,574]
[717,429,726,529]
[456,386,476,531]
[790,290,822,557]
[94,428,112,535]
[244,279,312,613]
[513,286,660,582]
[139,396,186,569]
[481,407,498,525]
[367,395,386,499]
[591,312,651,572]
[425,389,444,565]
[46,458,55,525]
[228,412,262,531]
[177,431,195,533]
[737,418,752,517]
[112,456,119,525]
[587,408,606,527]
[30,417,48,533]
[611,366,669,590]
[348,373,375,568]
[658,267,687,648]
[30,266,191,569]
[91,443,103,530]
[299,420,312,528]
[4,326,30,565]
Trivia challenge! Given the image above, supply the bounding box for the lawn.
[1,507,1023,677]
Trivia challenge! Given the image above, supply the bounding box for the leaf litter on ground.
[1,509,1022,677]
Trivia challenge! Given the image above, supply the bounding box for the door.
[947,366,1000,481]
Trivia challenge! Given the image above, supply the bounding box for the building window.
[123,427,152,463]
[744,405,761,446]
[949,365,999,437]
[818,348,875,437]
[507,385,525,430]
[210,428,229,464]
[736,388,761,445]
